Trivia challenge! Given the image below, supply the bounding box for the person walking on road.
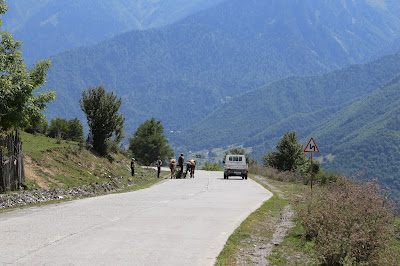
[178,153,184,173]
[156,156,163,178]
[130,158,135,176]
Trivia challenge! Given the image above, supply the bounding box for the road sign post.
[304,138,320,191]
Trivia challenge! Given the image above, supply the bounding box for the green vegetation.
[218,134,399,265]
[129,117,174,165]
[216,166,400,265]
[263,131,306,172]
[48,117,84,141]
[201,163,223,171]
[296,177,399,265]
[0,0,55,131]
[80,85,125,156]
[20,131,161,192]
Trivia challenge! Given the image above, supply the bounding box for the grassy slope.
[21,131,162,190]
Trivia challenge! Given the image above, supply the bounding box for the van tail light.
[243,171,248,173]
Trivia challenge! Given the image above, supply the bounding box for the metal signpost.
[304,137,320,190]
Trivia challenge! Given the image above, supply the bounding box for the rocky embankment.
[0,177,134,209]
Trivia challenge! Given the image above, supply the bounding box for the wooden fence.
[0,130,25,192]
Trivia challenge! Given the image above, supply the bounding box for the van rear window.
[228,156,243,162]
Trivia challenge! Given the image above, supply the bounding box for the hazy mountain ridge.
[1,0,225,64]
[41,0,400,137]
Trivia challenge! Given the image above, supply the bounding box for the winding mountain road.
[0,170,272,265]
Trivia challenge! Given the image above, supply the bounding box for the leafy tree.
[0,1,55,130]
[24,115,48,135]
[47,117,83,142]
[129,117,174,165]
[263,131,306,171]
[80,85,125,156]
[67,118,84,142]
[48,118,68,140]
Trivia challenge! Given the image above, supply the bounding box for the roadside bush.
[302,168,339,186]
[107,139,121,154]
[249,163,303,183]
[201,163,223,171]
[295,177,398,265]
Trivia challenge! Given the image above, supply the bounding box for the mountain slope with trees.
[1,0,225,64]
[175,52,400,151]
[312,75,400,196]
[41,0,400,135]
[176,51,400,196]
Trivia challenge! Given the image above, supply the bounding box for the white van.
[223,154,248,180]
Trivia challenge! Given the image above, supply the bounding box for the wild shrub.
[302,168,339,186]
[249,163,303,183]
[201,163,223,171]
[296,177,398,265]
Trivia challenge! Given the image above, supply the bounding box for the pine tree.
[263,131,306,171]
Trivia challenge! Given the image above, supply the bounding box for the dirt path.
[234,176,295,265]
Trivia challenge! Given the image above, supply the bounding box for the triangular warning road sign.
[304,138,320,153]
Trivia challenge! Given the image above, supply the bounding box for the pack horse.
[169,159,177,178]
[186,160,196,178]
[169,158,195,179]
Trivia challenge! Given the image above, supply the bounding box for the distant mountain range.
[41,0,400,136]
[1,0,225,64]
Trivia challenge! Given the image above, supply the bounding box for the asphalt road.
[0,169,272,265]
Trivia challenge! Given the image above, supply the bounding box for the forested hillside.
[177,52,400,150]
[1,0,224,64]
[41,0,400,136]
[313,75,400,197]
[176,52,400,197]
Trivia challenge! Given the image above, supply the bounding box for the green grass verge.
[215,192,287,265]
[216,173,400,265]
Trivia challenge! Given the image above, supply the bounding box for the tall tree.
[80,85,125,156]
[0,0,55,130]
[263,131,306,171]
[48,118,69,140]
[129,117,174,165]
[67,118,84,142]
